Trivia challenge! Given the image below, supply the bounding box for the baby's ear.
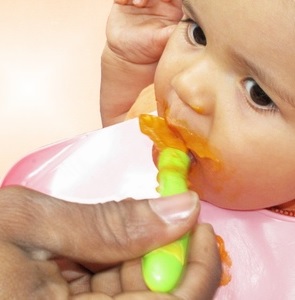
[125,84,157,120]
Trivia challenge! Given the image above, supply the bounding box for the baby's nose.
[171,58,218,116]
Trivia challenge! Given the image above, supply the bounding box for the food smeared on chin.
[172,122,220,163]
[164,115,220,163]
[164,115,223,201]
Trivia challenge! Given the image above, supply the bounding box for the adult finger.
[174,224,222,300]
[0,240,69,299]
[0,186,199,267]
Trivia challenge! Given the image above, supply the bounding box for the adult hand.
[0,186,220,299]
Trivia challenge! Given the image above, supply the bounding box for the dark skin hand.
[0,186,221,299]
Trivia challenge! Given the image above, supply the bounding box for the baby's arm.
[100,0,182,127]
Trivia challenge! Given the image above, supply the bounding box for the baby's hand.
[107,0,183,66]
[100,0,183,126]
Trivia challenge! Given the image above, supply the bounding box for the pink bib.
[3,118,295,299]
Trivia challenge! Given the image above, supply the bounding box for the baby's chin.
[187,155,285,211]
[191,187,269,210]
[189,179,289,211]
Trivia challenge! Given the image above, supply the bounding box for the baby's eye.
[187,20,207,46]
[244,79,277,111]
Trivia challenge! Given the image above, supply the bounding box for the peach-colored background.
[0,1,112,179]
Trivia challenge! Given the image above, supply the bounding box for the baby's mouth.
[167,119,220,164]
[187,150,199,171]
[139,113,219,169]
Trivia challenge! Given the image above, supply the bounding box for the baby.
[101,0,295,212]
[100,0,295,298]
[1,1,293,298]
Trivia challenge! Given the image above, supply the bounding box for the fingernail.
[149,192,199,224]
[133,0,143,5]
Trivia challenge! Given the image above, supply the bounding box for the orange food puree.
[216,235,232,286]
[139,114,219,164]
[139,114,187,152]
[168,119,219,163]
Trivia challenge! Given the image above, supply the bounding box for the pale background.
[0,1,112,179]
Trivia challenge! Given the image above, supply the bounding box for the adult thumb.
[0,186,200,265]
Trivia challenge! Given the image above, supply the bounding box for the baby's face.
[155,0,295,210]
